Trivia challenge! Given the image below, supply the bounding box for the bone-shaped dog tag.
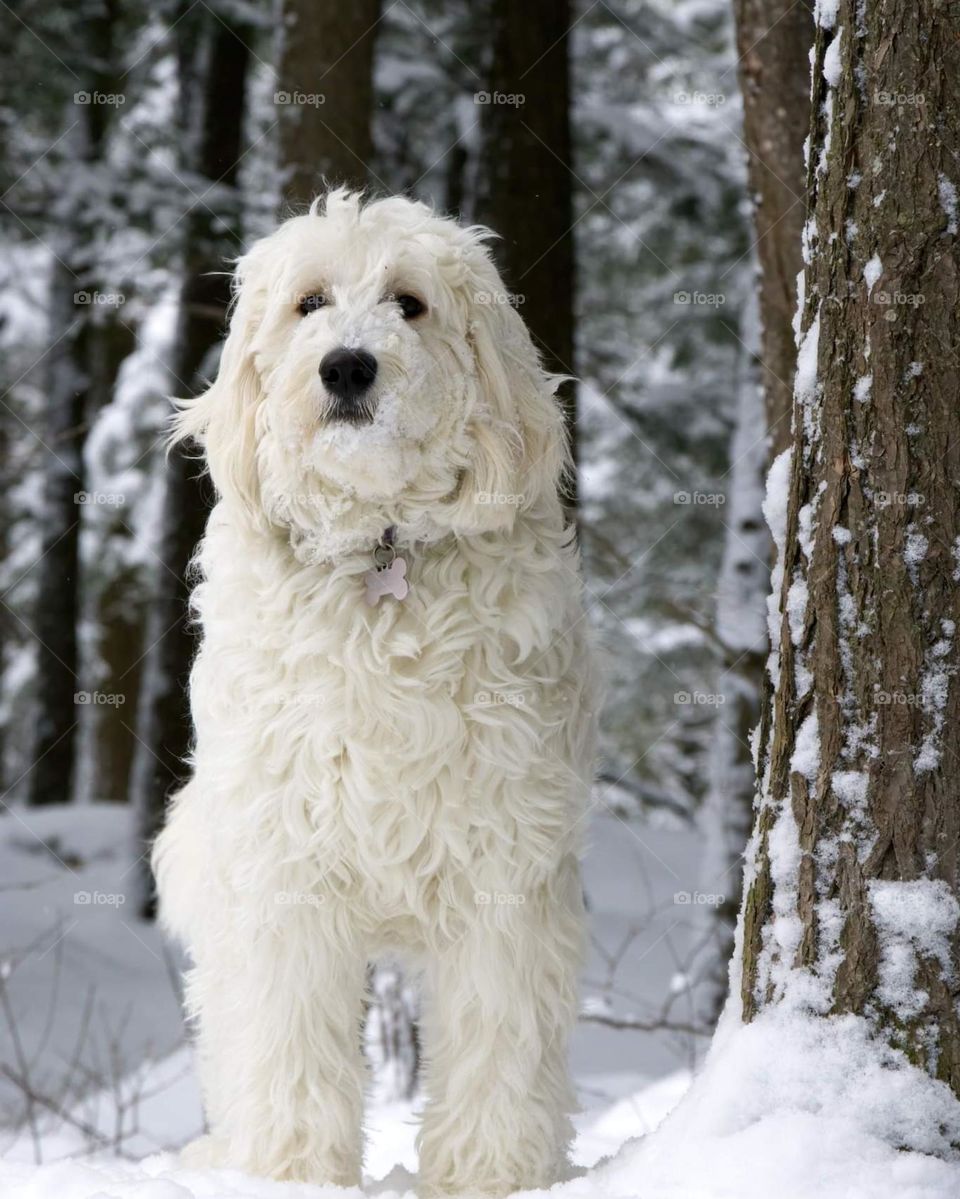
[364,556,409,606]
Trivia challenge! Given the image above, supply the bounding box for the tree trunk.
[733,0,813,452]
[475,0,577,498]
[739,0,960,1097]
[130,4,251,914]
[695,285,768,1021]
[695,0,813,1015]
[28,0,122,805]
[275,0,381,206]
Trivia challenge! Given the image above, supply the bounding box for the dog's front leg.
[182,900,368,1187]
[416,857,585,1197]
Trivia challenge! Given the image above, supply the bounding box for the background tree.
[129,2,253,911]
[275,0,381,205]
[27,0,128,806]
[475,0,577,484]
[739,0,960,1095]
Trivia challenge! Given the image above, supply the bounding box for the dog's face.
[179,190,567,557]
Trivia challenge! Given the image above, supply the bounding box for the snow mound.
[3,1010,959,1198]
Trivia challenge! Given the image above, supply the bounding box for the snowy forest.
[1,0,959,1196]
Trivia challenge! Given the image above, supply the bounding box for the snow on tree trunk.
[694,284,768,1021]
[694,0,813,1019]
[275,0,381,205]
[739,0,960,1097]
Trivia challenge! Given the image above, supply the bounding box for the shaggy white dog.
[153,190,596,1198]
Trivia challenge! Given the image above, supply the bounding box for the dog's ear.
[170,263,264,524]
[445,243,571,534]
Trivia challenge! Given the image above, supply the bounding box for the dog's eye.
[297,293,327,315]
[396,294,425,320]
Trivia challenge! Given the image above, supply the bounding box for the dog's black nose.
[319,348,378,401]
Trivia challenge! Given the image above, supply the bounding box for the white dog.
[153,190,596,1198]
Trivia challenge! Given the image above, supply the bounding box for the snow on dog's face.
[177,190,567,559]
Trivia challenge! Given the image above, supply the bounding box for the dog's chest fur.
[186,507,593,933]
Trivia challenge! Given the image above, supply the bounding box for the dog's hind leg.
[416,856,585,1197]
[183,902,368,1186]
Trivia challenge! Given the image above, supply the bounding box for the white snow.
[794,310,821,404]
[5,1010,960,1199]
[853,374,872,403]
[791,712,820,782]
[823,28,843,87]
[763,449,793,685]
[904,529,928,583]
[938,174,958,236]
[832,769,868,813]
[763,451,792,555]
[798,488,823,559]
[814,0,839,28]
[864,254,883,296]
[786,572,808,646]
[817,93,834,176]
[871,879,959,1019]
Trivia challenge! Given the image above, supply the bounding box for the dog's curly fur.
[153,190,597,1197]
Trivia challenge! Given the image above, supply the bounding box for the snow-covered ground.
[2,805,959,1198]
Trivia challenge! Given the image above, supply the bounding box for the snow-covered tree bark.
[739,0,960,1097]
[475,0,576,490]
[130,3,252,912]
[275,0,381,205]
[695,0,814,1020]
[695,286,768,1020]
[733,0,813,452]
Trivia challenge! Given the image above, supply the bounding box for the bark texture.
[475,0,577,493]
[275,0,381,206]
[734,0,814,452]
[740,0,960,1099]
[699,0,811,1016]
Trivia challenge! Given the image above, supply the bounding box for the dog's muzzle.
[319,347,378,424]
